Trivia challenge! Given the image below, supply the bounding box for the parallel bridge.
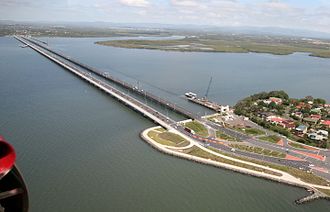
[14,35,182,130]
[16,36,198,120]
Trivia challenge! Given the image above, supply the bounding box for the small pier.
[185,92,229,113]
[188,97,222,111]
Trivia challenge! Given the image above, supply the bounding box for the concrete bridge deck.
[14,35,179,131]
[16,36,197,120]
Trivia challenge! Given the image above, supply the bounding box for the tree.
[314,98,326,105]
[268,101,277,109]
[304,96,314,101]
[268,90,289,100]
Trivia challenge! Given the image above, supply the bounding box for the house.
[266,116,284,125]
[308,133,322,140]
[321,120,330,127]
[311,108,322,114]
[318,130,329,137]
[310,114,322,120]
[308,130,328,141]
[280,120,296,129]
[266,116,295,129]
[303,117,318,125]
[296,102,311,110]
[291,111,303,119]
[262,97,283,105]
[295,125,308,134]
[269,97,283,105]
[263,99,272,105]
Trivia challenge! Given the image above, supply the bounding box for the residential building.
[280,120,296,129]
[307,130,328,141]
[269,97,283,105]
[321,120,330,128]
[295,125,308,134]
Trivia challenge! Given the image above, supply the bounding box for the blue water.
[1,36,330,212]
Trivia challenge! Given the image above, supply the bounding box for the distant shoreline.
[95,38,330,59]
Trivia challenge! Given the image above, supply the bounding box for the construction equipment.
[204,76,213,99]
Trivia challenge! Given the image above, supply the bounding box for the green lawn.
[154,127,166,133]
[216,131,240,142]
[237,127,265,136]
[207,147,330,186]
[319,189,330,196]
[288,142,305,149]
[259,135,281,143]
[148,130,190,147]
[184,121,208,137]
[186,146,281,176]
[229,144,285,158]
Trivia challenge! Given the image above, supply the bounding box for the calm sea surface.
[1,36,330,212]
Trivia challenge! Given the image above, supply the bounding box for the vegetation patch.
[154,127,166,133]
[216,131,240,142]
[148,130,189,147]
[207,147,330,186]
[185,146,281,176]
[233,90,329,149]
[184,121,208,137]
[259,135,281,143]
[95,35,330,59]
[288,142,305,149]
[230,144,285,158]
[319,189,330,197]
[237,127,265,136]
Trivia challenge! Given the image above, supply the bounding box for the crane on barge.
[203,76,213,100]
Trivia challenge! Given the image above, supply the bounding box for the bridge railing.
[21,36,199,120]
[19,36,178,128]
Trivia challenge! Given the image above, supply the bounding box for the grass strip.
[216,131,240,142]
[230,144,285,158]
[319,189,330,196]
[259,135,281,143]
[288,142,305,149]
[185,146,281,176]
[148,130,190,147]
[236,127,265,136]
[207,147,330,186]
[184,121,208,137]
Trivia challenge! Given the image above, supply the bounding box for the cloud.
[1,0,330,34]
[171,0,201,7]
[119,0,149,7]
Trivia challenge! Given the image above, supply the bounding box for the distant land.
[96,35,330,59]
[2,20,330,58]
[2,20,330,39]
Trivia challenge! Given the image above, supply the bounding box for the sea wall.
[141,128,308,189]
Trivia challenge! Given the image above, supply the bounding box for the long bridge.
[14,35,187,131]
[15,36,197,120]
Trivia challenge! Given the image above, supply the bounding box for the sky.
[1,0,330,33]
